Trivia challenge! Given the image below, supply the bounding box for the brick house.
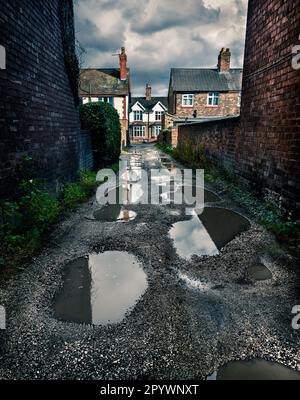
[129,84,168,143]
[79,47,131,148]
[168,48,242,122]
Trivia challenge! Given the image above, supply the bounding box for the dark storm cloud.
[127,2,221,35]
[75,17,124,52]
[74,0,248,95]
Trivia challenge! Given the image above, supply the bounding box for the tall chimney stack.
[146,83,152,100]
[218,48,231,72]
[119,47,127,81]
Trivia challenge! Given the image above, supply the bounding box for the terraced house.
[167,48,242,124]
[79,47,131,148]
[129,84,168,143]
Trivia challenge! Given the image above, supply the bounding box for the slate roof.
[79,68,130,96]
[170,68,242,92]
[130,97,168,112]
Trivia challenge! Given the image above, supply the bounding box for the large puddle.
[54,251,148,326]
[207,359,300,380]
[169,208,250,259]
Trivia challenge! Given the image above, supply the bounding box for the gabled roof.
[170,68,242,92]
[130,97,168,112]
[79,68,130,96]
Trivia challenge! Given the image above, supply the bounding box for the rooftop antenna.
[112,48,121,57]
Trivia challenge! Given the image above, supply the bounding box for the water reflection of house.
[79,47,131,148]
[129,84,168,143]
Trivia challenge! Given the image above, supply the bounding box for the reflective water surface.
[207,359,300,380]
[169,208,250,259]
[54,252,148,325]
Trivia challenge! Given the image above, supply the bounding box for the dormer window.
[155,111,163,121]
[133,111,143,121]
[182,94,194,107]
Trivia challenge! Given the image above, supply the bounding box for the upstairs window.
[133,111,143,121]
[155,111,163,121]
[182,94,194,107]
[98,97,114,106]
[207,92,220,106]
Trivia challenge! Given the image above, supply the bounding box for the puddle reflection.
[54,252,148,326]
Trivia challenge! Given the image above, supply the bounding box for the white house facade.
[129,85,168,143]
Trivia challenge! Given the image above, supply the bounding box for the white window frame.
[182,94,194,107]
[207,92,220,106]
[133,111,143,121]
[132,126,146,137]
[152,125,162,137]
[155,111,163,121]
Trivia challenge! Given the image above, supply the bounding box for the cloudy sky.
[74,0,248,96]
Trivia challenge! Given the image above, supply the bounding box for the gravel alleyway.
[0,144,299,380]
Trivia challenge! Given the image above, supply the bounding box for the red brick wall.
[177,117,240,168]
[0,0,80,198]
[238,0,300,214]
[176,0,300,215]
[175,92,240,118]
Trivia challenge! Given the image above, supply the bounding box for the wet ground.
[0,144,299,380]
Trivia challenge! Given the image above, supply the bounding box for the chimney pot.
[146,83,152,100]
[119,47,127,81]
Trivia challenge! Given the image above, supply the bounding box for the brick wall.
[175,92,240,118]
[238,0,300,214]
[177,117,240,168]
[79,131,94,171]
[176,0,300,215]
[0,0,80,198]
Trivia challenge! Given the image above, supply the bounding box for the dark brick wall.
[176,0,300,215]
[177,117,240,168]
[0,0,80,198]
[238,0,300,214]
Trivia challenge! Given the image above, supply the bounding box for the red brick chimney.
[218,48,231,72]
[146,83,152,100]
[119,47,127,81]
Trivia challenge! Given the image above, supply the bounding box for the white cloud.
[75,0,248,96]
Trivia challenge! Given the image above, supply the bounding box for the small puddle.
[207,359,300,380]
[169,208,250,259]
[248,263,272,281]
[54,251,148,326]
[94,205,137,222]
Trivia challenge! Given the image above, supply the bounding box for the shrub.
[79,101,121,166]
[62,182,88,209]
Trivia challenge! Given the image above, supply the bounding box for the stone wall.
[0,0,80,198]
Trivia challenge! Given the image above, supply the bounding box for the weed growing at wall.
[159,144,299,244]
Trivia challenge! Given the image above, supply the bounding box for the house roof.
[170,68,242,92]
[130,97,168,112]
[79,68,130,96]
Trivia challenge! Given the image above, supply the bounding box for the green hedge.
[79,101,121,167]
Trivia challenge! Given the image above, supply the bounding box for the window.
[132,126,145,137]
[133,111,143,121]
[182,94,194,107]
[152,125,162,137]
[155,111,163,121]
[98,97,114,106]
[237,93,241,107]
[207,92,220,106]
